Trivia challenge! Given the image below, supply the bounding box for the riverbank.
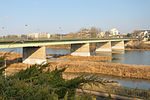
[1,52,150,80]
[58,55,115,62]
[2,52,150,99]
[125,41,150,50]
[125,48,150,51]
[49,59,150,80]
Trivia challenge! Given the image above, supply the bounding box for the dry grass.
[1,52,150,80]
[50,60,150,80]
[59,55,113,62]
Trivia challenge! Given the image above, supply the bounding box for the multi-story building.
[110,28,119,36]
[39,33,51,38]
[27,33,39,38]
[27,33,50,38]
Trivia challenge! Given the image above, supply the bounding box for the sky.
[0,0,150,36]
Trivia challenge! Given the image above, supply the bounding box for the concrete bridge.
[0,38,134,64]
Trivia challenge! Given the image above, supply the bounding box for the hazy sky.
[0,0,150,35]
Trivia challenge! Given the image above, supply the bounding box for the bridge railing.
[0,37,136,43]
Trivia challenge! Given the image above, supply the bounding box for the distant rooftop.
[137,30,150,32]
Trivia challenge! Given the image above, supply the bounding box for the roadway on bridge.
[0,38,133,48]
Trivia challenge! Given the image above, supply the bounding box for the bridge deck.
[0,38,133,48]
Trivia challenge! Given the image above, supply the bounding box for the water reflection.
[46,48,70,55]
[0,48,22,53]
[111,51,150,65]
[64,72,150,90]
[96,73,150,90]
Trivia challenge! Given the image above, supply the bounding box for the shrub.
[0,53,8,75]
[0,62,108,100]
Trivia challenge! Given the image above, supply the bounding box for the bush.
[0,53,8,75]
[0,61,108,100]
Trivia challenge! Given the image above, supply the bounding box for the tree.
[133,30,141,38]
[89,27,100,38]
[0,62,110,100]
[0,53,9,75]
[77,28,90,39]
[105,31,110,38]
[127,33,131,37]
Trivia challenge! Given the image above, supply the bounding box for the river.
[1,48,150,66]
[1,47,150,90]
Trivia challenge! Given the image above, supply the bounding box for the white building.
[27,33,50,38]
[143,31,149,36]
[39,33,51,38]
[110,28,119,36]
[136,30,150,38]
[27,33,39,38]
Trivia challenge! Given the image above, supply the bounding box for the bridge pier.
[124,40,134,47]
[23,46,47,64]
[71,43,90,56]
[95,41,112,52]
[111,41,125,50]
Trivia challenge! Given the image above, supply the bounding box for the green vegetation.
[0,53,9,75]
[0,54,109,100]
[1,52,150,99]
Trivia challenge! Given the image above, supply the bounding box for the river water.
[1,48,150,90]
